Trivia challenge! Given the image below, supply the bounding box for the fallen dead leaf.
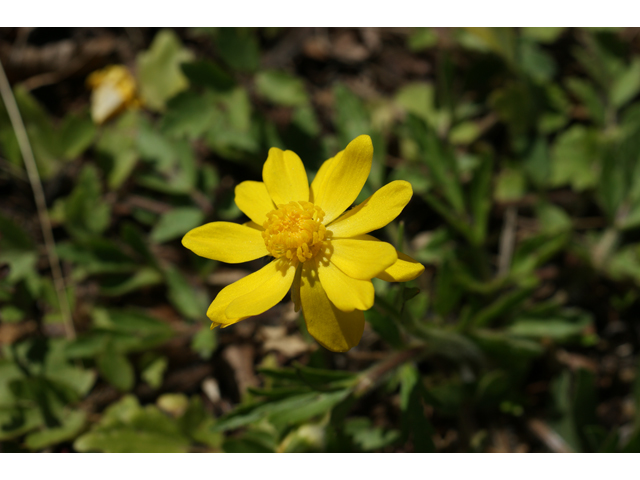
[222,344,259,397]
[259,325,308,359]
[0,320,37,345]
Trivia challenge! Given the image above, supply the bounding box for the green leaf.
[256,70,309,107]
[468,154,493,245]
[191,325,218,360]
[472,283,537,328]
[344,417,400,451]
[97,342,135,391]
[433,258,462,316]
[471,329,543,372]
[64,333,109,359]
[216,28,260,72]
[160,91,216,139]
[465,27,517,65]
[164,265,207,320]
[74,395,190,453]
[42,339,97,397]
[408,116,465,215]
[150,207,205,244]
[137,29,194,111]
[611,57,640,108]
[180,396,223,448]
[511,232,569,277]
[566,77,605,126]
[214,390,350,432]
[521,27,565,44]
[551,126,600,191]
[292,105,321,137]
[101,309,174,337]
[62,164,110,239]
[141,356,168,389]
[95,110,140,190]
[100,267,163,297]
[408,28,438,51]
[0,406,42,441]
[490,82,537,135]
[519,39,556,83]
[0,213,34,250]
[12,87,61,179]
[508,314,591,341]
[494,167,526,203]
[0,250,37,284]
[449,121,481,145]
[365,302,403,349]
[24,410,86,451]
[536,202,572,234]
[280,423,327,453]
[334,84,371,147]
[399,364,435,452]
[0,305,24,323]
[181,60,235,91]
[59,113,96,160]
[523,137,551,187]
[395,83,438,127]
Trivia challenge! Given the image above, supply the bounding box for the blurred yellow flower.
[86,65,140,124]
[182,135,424,352]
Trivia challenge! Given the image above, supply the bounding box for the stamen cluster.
[262,201,326,263]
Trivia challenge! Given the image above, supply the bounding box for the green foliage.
[137,29,194,111]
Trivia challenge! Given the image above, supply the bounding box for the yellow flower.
[87,65,140,124]
[182,135,424,352]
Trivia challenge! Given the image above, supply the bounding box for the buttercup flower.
[87,65,140,124]
[182,135,424,352]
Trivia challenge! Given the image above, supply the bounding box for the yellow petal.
[329,180,413,238]
[329,235,397,280]
[291,265,303,312]
[225,259,296,318]
[316,257,374,311]
[243,221,264,231]
[309,150,342,204]
[376,251,425,282]
[207,261,287,325]
[182,222,268,263]
[299,261,364,352]
[263,148,309,205]
[312,135,373,224]
[235,181,275,225]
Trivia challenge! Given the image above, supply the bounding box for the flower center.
[262,201,326,263]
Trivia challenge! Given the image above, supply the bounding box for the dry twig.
[0,59,75,340]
